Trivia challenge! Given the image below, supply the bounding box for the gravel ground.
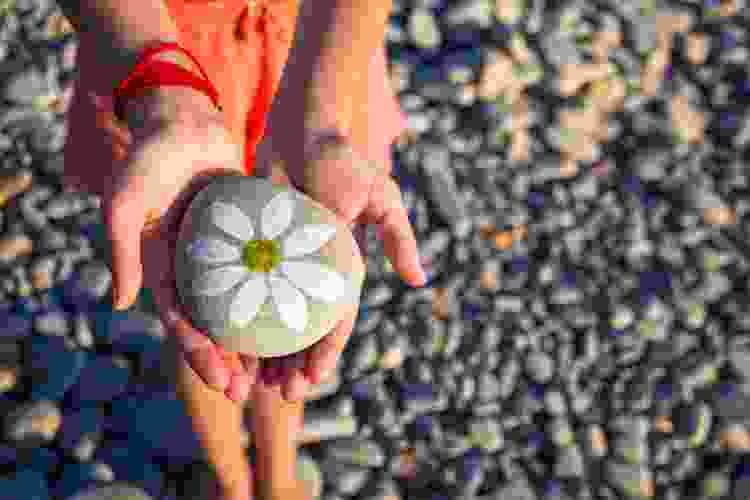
[0,0,749,499]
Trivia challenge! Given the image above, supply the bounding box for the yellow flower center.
[243,239,281,273]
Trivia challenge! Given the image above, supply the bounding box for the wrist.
[122,84,220,134]
[119,49,223,134]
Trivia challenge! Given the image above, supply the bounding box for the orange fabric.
[161,0,298,176]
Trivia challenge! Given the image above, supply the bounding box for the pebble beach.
[1,0,750,499]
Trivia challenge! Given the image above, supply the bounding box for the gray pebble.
[67,484,153,500]
[34,309,69,336]
[489,478,536,500]
[524,351,554,383]
[3,66,55,104]
[539,30,581,67]
[73,312,95,349]
[544,390,568,415]
[444,0,495,28]
[408,8,441,50]
[321,457,371,496]
[29,255,56,291]
[302,409,358,443]
[498,357,521,399]
[606,462,654,499]
[555,445,585,477]
[364,283,393,309]
[671,449,698,482]
[327,438,386,468]
[3,399,61,446]
[43,192,86,219]
[76,261,112,300]
[652,440,672,467]
[630,15,659,54]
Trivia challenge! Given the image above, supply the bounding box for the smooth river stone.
[175,174,365,358]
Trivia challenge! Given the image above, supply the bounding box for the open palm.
[64,83,259,403]
[253,76,426,402]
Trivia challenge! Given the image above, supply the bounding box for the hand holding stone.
[63,86,256,404]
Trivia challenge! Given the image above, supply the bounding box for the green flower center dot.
[243,239,281,273]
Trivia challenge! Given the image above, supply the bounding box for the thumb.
[102,186,148,310]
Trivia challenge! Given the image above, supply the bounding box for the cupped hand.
[253,46,427,402]
[63,79,258,404]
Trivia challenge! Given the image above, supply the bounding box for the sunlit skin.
[64,41,421,408]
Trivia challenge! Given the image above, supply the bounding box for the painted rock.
[175,174,365,358]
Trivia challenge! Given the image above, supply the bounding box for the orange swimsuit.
[162,0,298,176]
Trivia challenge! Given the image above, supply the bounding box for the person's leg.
[250,382,308,500]
[162,332,255,500]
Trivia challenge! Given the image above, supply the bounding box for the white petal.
[186,238,241,264]
[282,224,338,258]
[279,260,346,303]
[209,201,254,242]
[194,265,249,296]
[268,276,307,334]
[228,274,269,327]
[261,191,295,240]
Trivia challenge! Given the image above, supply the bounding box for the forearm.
[251,385,305,500]
[312,0,393,78]
[57,0,185,86]
[279,0,394,135]
[58,0,216,128]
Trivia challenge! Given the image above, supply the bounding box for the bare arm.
[272,0,394,137]
[56,0,217,130]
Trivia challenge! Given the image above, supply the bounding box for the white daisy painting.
[185,190,347,335]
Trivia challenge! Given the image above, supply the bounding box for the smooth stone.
[320,457,371,496]
[58,406,103,456]
[66,483,153,500]
[300,411,358,445]
[53,462,105,500]
[175,174,365,358]
[3,399,62,448]
[327,438,386,468]
[33,309,69,336]
[76,261,112,301]
[94,442,164,499]
[297,453,323,500]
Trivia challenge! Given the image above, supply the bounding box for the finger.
[261,358,282,387]
[215,345,245,376]
[151,289,231,393]
[240,353,259,387]
[284,366,309,403]
[304,307,358,385]
[368,176,426,287]
[101,189,148,310]
[281,353,306,402]
[225,372,251,403]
